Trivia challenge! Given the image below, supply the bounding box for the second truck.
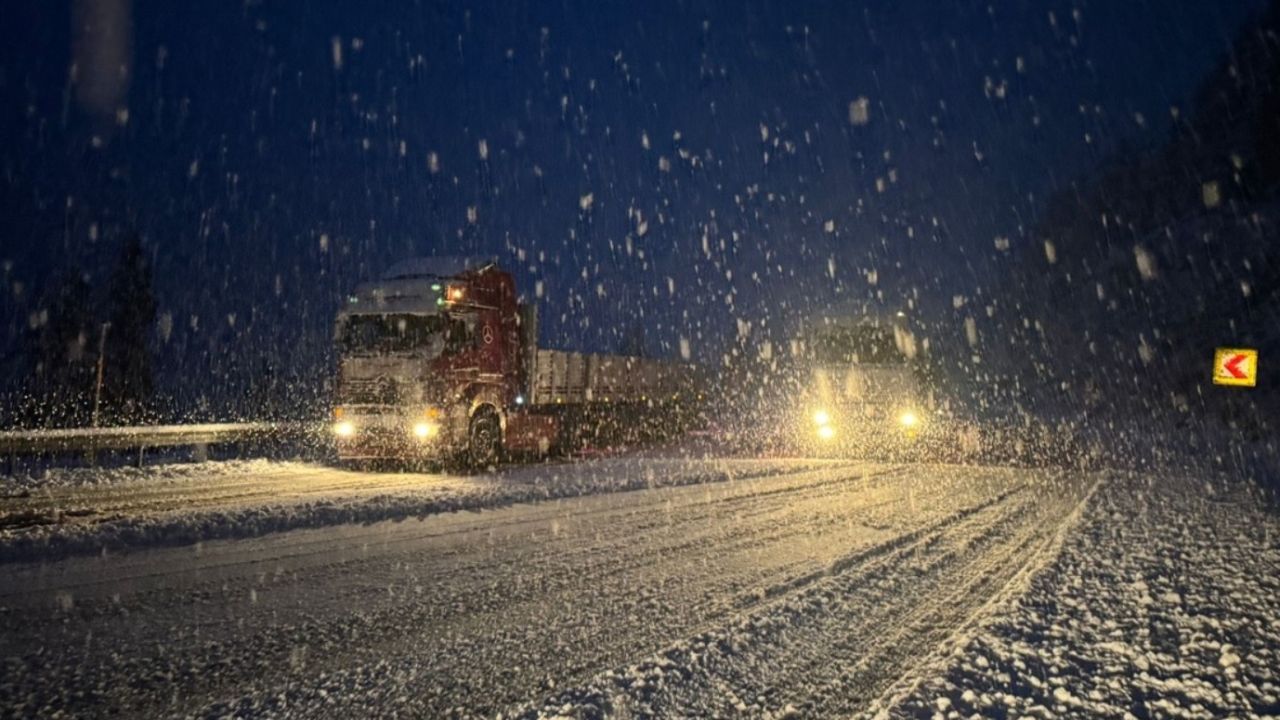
[331,257,703,467]
[790,312,932,456]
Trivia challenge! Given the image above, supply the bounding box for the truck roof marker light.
[431,283,441,291]
[515,395,525,405]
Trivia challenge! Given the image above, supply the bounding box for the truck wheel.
[467,409,501,469]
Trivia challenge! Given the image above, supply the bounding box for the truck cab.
[793,313,927,456]
[332,257,523,466]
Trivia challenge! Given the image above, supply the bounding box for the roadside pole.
[89,322,111,465]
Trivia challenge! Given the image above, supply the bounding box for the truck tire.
[467,409,501,470]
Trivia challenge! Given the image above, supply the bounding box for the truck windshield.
[812,327,904,365]
[337,314,471,355]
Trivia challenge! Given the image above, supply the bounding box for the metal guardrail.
[0,422,310,457]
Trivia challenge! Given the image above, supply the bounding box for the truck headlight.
[334,421,356,437]
[412,422,437,439]
[898,410,919,428]
[817,425,836,440]
[813,409,831,426]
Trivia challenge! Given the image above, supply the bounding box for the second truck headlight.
[813,408,835,440]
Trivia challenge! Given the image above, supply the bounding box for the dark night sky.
[0,0,1264,417]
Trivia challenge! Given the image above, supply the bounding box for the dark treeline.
[998,0,1280,437]
[4,230,158,428]
[1,224,317,429]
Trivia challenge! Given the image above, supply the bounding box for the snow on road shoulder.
[0,456,850,563]
[877,473,1280,719]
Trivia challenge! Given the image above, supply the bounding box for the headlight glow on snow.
[813,409,831,426]
[334,421,356,437]
[817,425,836,440]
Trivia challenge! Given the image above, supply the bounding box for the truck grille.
[342,376,402,405]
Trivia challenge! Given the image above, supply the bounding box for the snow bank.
[5,458,286,491]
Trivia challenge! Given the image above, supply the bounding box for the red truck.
[332,257,703,467]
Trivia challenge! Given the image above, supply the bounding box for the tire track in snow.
[860,471,1106,718]
[511,470,1095,719]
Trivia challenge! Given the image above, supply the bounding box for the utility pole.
[92,321,111,428]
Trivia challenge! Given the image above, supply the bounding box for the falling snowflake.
[848,96,870,125]
[1134,245,1157,280]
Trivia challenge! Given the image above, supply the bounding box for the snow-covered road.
[0,458,1100,718]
